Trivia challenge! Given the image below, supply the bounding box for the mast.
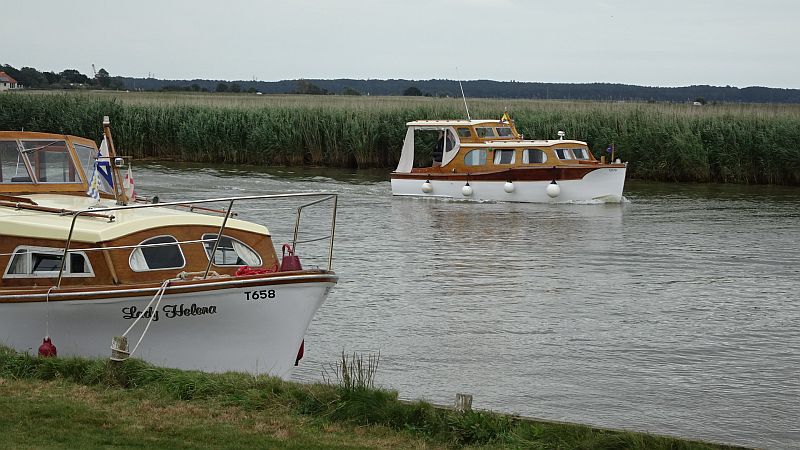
[102,116,129,205]
[458,80,471,121]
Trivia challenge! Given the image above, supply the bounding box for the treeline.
[1,94,798,185]
[0,64,123,90]
[116,77,800,103]
[5,62,800,103]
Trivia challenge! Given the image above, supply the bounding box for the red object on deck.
[38,337,57,358]
[280,244,302,272]
[295,340,305,366]
[234,263,278,276]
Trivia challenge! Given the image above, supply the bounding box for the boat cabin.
[1,132,96,195]
[394,117,600,174]
[0,131,279,289]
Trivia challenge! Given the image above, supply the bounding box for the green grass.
[0,346,747,449]
[2,90,799,184]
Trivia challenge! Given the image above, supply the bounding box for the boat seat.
[11,176,32,182]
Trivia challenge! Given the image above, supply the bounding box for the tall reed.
[2,92,798,184]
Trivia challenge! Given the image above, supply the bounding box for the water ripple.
[137,166,800,449]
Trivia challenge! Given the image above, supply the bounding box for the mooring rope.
[44,286,56,339]
[115,279,171,359]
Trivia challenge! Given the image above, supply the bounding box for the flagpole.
[102,116,129,205]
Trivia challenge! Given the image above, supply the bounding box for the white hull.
[0,274,335,379]
[391,167,627,203]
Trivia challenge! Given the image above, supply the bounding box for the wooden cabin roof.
[406,119,507,127]
[0,194,269,243]
[459,139,588,147]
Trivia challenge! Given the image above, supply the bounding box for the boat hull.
[0,273,336,379]
[391,166,627,203]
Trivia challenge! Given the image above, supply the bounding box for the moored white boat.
[2,274,334,377]
[390,114,627,203]
[0,117,338,378]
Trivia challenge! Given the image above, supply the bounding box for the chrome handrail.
[287,194,337,271]
[202,199,234,279]
[55,192,338,288]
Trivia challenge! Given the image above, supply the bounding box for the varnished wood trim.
[0,184,88,194]
[0,271,338,303]
[0,201,114,219]
[0,132,96,147]
[100,242,120,285]
[392,166,624,182]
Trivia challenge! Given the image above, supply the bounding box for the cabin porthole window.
[129,235,185,271]
[20,140,82,184]
[3,246,94,278]
[572,148,589,160]
[475,127,496,138]
[202,234,262,267]
[1,141,33,184]
[464,149,487,166]
[555,148,573,160]
[523,149,547,164]
[493,149,516,165]
[73,143,99,184]
[496,127,514,138]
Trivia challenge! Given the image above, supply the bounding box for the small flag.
[500,111,511,123]
[86,158,100,201]
[96,137,114,193]
[123,166,136,201]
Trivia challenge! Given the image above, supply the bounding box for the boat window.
[1,140,32,183]
[555,148,572,160]
[493,149,516,165]
[463,149,487,166]
[32,253,62,272]
[72,143,97,183]
[496,127,514,138]
[20,140,81,183]
[572,148,589,160]
[69,253,90,273]
[456,127,472,138]
[129,236,185,271]
[523,149,548,164]
[475,127,495,138]
[4,247,94,278]
[202,234,262,267]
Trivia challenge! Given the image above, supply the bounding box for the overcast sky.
[4,0,799,88]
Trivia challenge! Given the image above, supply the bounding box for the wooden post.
[110,336,129,362]
[102,116,129,205]
[455,393,473,412]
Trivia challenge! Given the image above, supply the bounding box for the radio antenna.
[458,79,471,121]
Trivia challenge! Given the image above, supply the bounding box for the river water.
[137,163,799,449]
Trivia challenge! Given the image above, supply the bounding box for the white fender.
[546,181,561,198]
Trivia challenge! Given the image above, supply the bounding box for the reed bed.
[2,91,799,184]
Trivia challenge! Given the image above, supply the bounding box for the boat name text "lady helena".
[122,304,218,322]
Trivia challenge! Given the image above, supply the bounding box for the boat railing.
[54,192,338,288]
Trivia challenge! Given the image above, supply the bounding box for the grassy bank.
[1,91,799,184]
[0,347,746,449]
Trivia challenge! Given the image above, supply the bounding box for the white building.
[0,72,19,91]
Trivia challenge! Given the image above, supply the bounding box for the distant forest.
[3,63,800,103]
[117,77,800,103]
